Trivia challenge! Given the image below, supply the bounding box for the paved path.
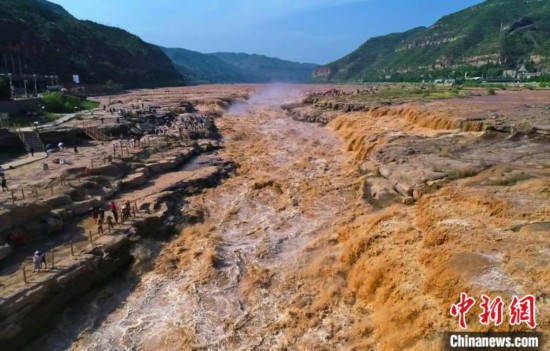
[2,154,48,169]
[19,109,97,132]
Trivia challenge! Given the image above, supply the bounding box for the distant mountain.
[314,0,550,82]
[0,0,183,88]
[161,47,246,84]
[211,52,319,83]
[162,47,318,84]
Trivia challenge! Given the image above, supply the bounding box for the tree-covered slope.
[314,0,550,82]
[162,47,318,84]
[212,52,319,83]
[160,47,246,84]
[0,0,182,88]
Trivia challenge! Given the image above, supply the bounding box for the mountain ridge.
[161,47,318,84]
[314,0,550,82]
[0,0,183,88]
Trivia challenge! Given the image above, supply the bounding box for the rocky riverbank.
[0,86,249,350]
[4,85,548,350]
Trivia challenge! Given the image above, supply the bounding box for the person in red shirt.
[110,201,119,223]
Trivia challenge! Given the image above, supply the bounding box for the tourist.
[110,201,119,223]
[33,251,41,272]
[0,166,4,177]
[122,204,131,222]
[30,146,35,157]
[74,146,78,154]
[1,177,7,192]
[101,117,104,124]
[58,142,64,152]
[99,208,105,221]
[39,249,47,269]
[92,208,99,221]
[97,217,104,235]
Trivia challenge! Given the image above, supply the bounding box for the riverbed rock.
[359,160,379,177]
[196,140,218,152]
[120,168,149,189]
[147,157,179,173]
[71,197,103,216]
[51,208,72,222]
[44,195,73,208]
[90,163,121,177]
[46,216,63,233]
[362,177,398,206]
[0,203,51,235]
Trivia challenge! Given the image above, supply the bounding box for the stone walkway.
[18,110,96,132]
[2,154,48,169]
[0,145,221,299]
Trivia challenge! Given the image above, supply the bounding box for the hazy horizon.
[49,0,484,64]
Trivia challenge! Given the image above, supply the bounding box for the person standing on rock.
[110,201,119,223]
[107,215,114,232]
[122,203,131,222]
[97,217,104,235]
[33,251,42,272]
[1,177,8,192]
[99,208,105,222]
[39,249,47,269]
[30,146,35,157]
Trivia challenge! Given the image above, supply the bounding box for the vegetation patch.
[41,93,99,113]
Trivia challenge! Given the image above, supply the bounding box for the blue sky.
[49,0,484,64]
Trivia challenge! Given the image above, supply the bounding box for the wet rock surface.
[6,85,549,351]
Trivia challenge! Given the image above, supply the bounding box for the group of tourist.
[92,201,133,234]
[113,136,143,152]
[32,249,47,272]
[178,114,210,133]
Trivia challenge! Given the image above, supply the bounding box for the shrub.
[41,92,82,113]
[487,88,497,95]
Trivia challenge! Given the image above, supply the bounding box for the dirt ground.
[19,85,550,350]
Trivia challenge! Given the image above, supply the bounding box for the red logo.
[479,294,504,326]
[450,293,476,329]
[451,293,537,329]
[509,295,537,329]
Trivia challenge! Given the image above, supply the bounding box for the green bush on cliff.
[41,92,83,113]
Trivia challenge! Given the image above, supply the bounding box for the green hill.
[0,0,182,88]
[314,0,550,82]
[212,52,318,83]
[160,47,246,84]
[162,47,318,84]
